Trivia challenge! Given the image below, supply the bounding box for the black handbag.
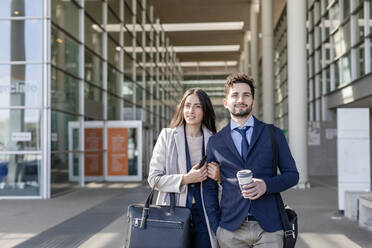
[269,125,298,248]
[125,183,191,248]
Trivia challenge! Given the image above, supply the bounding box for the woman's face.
[183,94,204,126]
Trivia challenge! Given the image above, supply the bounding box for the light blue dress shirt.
[230,115,255,156]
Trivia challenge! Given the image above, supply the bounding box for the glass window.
[0,64,42,108]
[107,93,121,120]
[325,66,331,93]
[332,30,342,58]
[341,21,351,52]
[354,7,365,45]
[51,152,79,195]
[84,83,103,120]
[342,52,352,85]
[334,62,340,88]
[84,15,103,56]
[51,67,80,114]
[85,49,103,88]
[330,2,340,31]
[51,110,78,152]
[135,83,143,107]
[108,0,121,20]
[0,109,41,152]
[0,0,42,17]
[108,64,121,95]
[0,154,41,196]
[0,20,42,62]
[51,0,80,40]
[107,36,120,69]
[343,0,350,19]
[124,51,134,80]
[85,0,102,25]
[357,43,365,77]
[51,27,80,77]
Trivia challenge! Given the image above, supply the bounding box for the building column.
[250,0,259,114]
[287,0,309,188]
[261,0,274,124]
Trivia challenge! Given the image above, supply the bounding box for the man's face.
[223,83,255,117]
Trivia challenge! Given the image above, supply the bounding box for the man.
[203,73,299,248]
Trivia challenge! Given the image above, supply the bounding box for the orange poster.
[108,128,129,176]
[84,128,103,176]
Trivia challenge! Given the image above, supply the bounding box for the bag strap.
[268,125,292,234]
[140,177,176,228]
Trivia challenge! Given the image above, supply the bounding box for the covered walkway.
[1,177,372,248]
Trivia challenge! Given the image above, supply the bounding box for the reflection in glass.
[107,37,120,69]
[123,75,133,102]
[342,53,351,85]
[128,128,138,175]
[51,67,79,114]
[107,93,121,120]
[51,27,80,77]
[0,20,42,61]
[51,110,78,152]
[85,15,103,56]
[51,0,80,40]
[0,64,42,108]
[85,49,103,88]
[108,64,121,95]
[0,109,41,152]
[0,0,42,17]
[84,83,103,120]
[51,152,79,195]
[0,154,40,196]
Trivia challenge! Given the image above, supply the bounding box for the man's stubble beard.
[229,105,253,118]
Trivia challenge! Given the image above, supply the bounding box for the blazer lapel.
[247,117,265,155]
[221,123,245,163]
[174,126,187,174]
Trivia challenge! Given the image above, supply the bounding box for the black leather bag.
[125,184,191,248]
[269,125,298,248]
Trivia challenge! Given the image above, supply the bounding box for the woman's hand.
[181,163,208,185]
[207,162,221,183]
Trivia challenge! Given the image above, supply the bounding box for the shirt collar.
[230,115,255,130]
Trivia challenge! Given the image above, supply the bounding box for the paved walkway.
[0,177,372,248]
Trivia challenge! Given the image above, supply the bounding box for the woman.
[148,88,220,248]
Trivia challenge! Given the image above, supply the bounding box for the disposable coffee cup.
[236,169,253,191]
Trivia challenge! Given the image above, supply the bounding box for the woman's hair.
[169,88,216,133]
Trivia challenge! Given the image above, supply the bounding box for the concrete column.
[250,0,259,115]
[261,0,274,124]
[243,31,250,74]
[287,0,309,188]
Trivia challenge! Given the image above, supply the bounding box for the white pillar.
[250,0,259,115]
[261,0,274,124]
[243,31,250,74]
[287,0,309,188]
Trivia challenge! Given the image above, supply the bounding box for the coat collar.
[220,116,266,160]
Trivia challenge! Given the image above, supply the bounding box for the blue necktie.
[235,126,250,160]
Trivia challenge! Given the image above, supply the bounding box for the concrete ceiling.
[151,0,287,76]
[151,0,251,75]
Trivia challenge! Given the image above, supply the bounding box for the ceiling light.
[106,22,244,33]
[124,45,240,53]
[162,22,244,32]
[56,38,63,44]
[174,45,240,53]
[13,10,20,15]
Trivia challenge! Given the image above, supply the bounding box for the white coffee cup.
[236,169,253,192]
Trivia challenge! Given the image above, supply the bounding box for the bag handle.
[140,177,176,228]
[268,125,294,236]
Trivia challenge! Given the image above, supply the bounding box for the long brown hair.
[169,88,216,133]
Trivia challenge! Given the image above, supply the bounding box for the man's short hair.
[224,73,255,98]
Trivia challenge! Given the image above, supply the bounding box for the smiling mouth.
[235,105,247,108]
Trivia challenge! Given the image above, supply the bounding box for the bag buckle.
[134,218,140,227]
[284,230,295,239]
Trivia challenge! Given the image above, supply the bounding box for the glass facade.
[0,0,182,198]
[274,0,372,126]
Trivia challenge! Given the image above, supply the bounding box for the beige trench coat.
[148,125,219,248]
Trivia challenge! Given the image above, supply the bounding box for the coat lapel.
[221,123,245,163]
[174,126,187,175]
[247,117,265,155]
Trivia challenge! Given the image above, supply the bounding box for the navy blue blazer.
[203,117,299,234]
